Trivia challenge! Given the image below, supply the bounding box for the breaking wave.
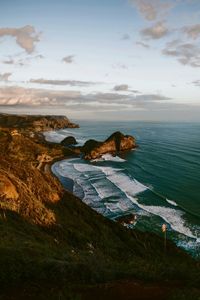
[52,159,199,242]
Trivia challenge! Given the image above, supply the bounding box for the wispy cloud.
[182,24,200,40]
[134,94,171,101]
[0,73,12,81]
[62,55,75,64]
[121,34,131,40]
[136,41,150,48]
[129,0,172,21]
[113,84,129,91]
[29,78,97,86]
[2,54,44,66]
[162,39,200,67]
[0,25,41,53]
[2,58,15,65]
[113,84,140,93]
[112,63,128,70]
[191,80,200,86]
[0,86,171,112]
[0,86,80,107]
[141,21,169,39]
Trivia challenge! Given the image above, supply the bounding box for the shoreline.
[1,115,200,299]
[44,128,200,256]
[43,132,139,227]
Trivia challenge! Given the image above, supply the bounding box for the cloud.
[113,84,140,93]
[0,86,198,121]
[0,86,80,107]
[2,54,44,66]
[35,54,44,59]
[62,55,75,64]
[129,0,172,21]
[134,94,171,101]
[0,25,40,53]
[182,24,200,39]
[112,63,128,69]
[136,41,150,48]
[0,73,12,81]
[141,21,169,39]
[162,39,200,67]
[192,80,200,86]
[2,59,15,65]
[0,86,171,113]
[121,34,130,40]
[29,78,96,86]
[113,84,129,91]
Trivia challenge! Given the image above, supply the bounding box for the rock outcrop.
[0,174,19,201]
[61,136,77,146]
[0,114,79,132]
[81,131,136,160]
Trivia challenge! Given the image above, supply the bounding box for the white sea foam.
[177,239,200,252]
[73,181,84,198]
[73,163,98,173]
[54,161,79,180]
[96,166,195,239]
[44,129,85,145]
[90,180,114,199]
[104,202,120,213]
[92,154,126,163]
[53,160,196,239]
[129,197,195,239]
[98,166,148,196]
[166,199,178,206]
[44,131,66,143]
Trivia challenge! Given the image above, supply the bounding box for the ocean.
[44,121,200,256]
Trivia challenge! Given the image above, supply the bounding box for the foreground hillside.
[0,115,200,299]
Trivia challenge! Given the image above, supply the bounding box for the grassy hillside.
[0,124,200,299]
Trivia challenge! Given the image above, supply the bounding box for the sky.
[0,0,200,121]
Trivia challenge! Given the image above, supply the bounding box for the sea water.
[45,121,200,256]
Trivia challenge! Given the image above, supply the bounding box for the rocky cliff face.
[81,131,136,160]
[0,114,79,132]
[0,116,198,299]
[0,129,65,226]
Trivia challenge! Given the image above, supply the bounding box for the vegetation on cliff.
[0,115,200,299]
[0,113,79,132]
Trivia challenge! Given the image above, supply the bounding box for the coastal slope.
[0,114,199,299]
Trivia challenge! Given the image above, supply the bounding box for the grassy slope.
[0,127,200,299]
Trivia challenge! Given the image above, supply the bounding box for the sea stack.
[61,136,77,146]
[81,131,136,160]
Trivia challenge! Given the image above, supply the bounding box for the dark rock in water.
[81,131,136,160]
[81,139,101,153]
[61,136,77,146]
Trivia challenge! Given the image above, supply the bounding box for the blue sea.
[45,121,200,256]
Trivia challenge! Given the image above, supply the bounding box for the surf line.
[145,185,200,220]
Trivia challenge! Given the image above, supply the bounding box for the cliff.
[81,131,136,160]
[0,113,79,132]
[0,116,199,299]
